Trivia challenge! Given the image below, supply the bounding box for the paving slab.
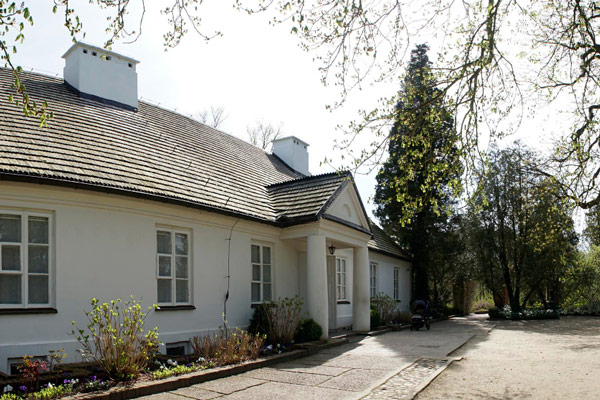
[242,367,332,386]
[318,368,390,392]
[171,386,223,399]
[222,381,351,400]
[188,376,265,395]
[274,362,351,376]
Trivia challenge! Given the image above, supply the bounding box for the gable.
[322,184,370,231]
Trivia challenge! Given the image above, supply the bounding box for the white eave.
[61,42,140,64]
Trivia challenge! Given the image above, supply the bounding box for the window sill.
[155,305,196,312]
[0,307,57,315]
[337,300,351,305]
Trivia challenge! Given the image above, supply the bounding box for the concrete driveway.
[140,316,493,400]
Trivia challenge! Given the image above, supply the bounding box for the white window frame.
[156,227,192,306]
[393,267,400,300]
[369,262,378,298]
[251,243,273,304]
[336,257,348,301]
[0,210,53,309]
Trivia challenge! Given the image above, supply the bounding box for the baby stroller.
[410,299,430,331]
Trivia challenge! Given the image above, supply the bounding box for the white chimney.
[62,42,139,111]
[272,136,309,176]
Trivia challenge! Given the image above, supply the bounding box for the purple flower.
[90,376,97,382]
[19,386,27,393]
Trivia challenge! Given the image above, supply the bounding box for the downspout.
[223,218,240,338]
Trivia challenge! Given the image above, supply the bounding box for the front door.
[327,255,337,330]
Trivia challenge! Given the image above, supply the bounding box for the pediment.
[322,184,370,231]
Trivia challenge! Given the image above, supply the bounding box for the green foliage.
[71,296,159,381]
[190,328,264,367]
[29,383,74,400]
[0,394,21,400]
[374,44,463,300]
[561,246,600,310]
[370,293,397,325]
[248,305,269,336]
[472,299,493,312]
[152,364,199,380]
[488,305,559,320]
[294,318,323,342]
[370,309,381,329]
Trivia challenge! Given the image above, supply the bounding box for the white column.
[306,234,329,338]
[353,245,370,332]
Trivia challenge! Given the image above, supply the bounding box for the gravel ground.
[416,316,600,399]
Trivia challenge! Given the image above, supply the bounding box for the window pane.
[251,282,260,302]
[251,245,260,264]
[158,256,171,277]
[28,217,49,244]
[157,279,172,303]
[157,231,171,254]
[263,265,271,283]
[0,274,21,304]
[28,275,49,304]
[0,214,21,243]
[176,280,189,303]
[263,246,271,264]
[175,233,188,255]
[252,264,261,281]
[2,245,20,271]
[28,246,48,273]
[176,256,188,278]
[263,283,272,301]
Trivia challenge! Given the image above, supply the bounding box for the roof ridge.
[266,170,351,189]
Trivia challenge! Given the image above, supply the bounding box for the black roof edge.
[266,170,351,189]
[322,214,372,236]
[368,247,414,263]
[0,173,280,228]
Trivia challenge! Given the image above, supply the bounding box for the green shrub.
[370,293,397,325]
[488,305,560,320]
[190,328,265,366]
[248,305,269,336]
[370,309,381,329]
[1,394,21,400]
[29,383,74,400]
[294,318,323,342]
[72,296,160,381]
[152,364,198,380]
[472,299,493,312]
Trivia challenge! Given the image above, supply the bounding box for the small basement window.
[8,356,48,376]
[92,51,97,57]
[166,341,189,356]
[128,63,133,68]
[82,49,88,54]
[106,56,111,61]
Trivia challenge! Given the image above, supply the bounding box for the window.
[369,263,378,298]
[156,229,190,305]
[166,341,190,356]
[0,212,51,308]
[251,244,272,303]
[393,267,400,300]
[336,258,347,300]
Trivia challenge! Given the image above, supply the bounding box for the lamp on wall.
[328,245,336,255]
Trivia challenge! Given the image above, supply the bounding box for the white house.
[0,43,412,374]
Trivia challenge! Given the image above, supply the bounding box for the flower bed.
[488,305,560,320]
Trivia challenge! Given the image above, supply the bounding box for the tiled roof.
[267,172,350,222]
[368,220,412,261]
[0,69,302,222]
[0,68,408,260]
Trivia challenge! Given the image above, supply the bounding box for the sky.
[7,1,587,230]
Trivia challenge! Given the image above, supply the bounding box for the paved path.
[140,316,493,400]
[416,316,600,399]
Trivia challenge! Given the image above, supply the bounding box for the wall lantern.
[328,245,336,255]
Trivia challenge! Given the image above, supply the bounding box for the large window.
[393,267,400,300]
[156,229,190,305]
[251,244,272,303]
[369,262,378,298]
[0,212,51,307]
[336,258,347,301]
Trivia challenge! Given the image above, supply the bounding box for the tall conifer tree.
[374,44,462,301]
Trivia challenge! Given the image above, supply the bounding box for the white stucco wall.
[369,252,412,313]
[0,182,299,373]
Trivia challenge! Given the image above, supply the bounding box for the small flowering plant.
[71,296,160,381]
